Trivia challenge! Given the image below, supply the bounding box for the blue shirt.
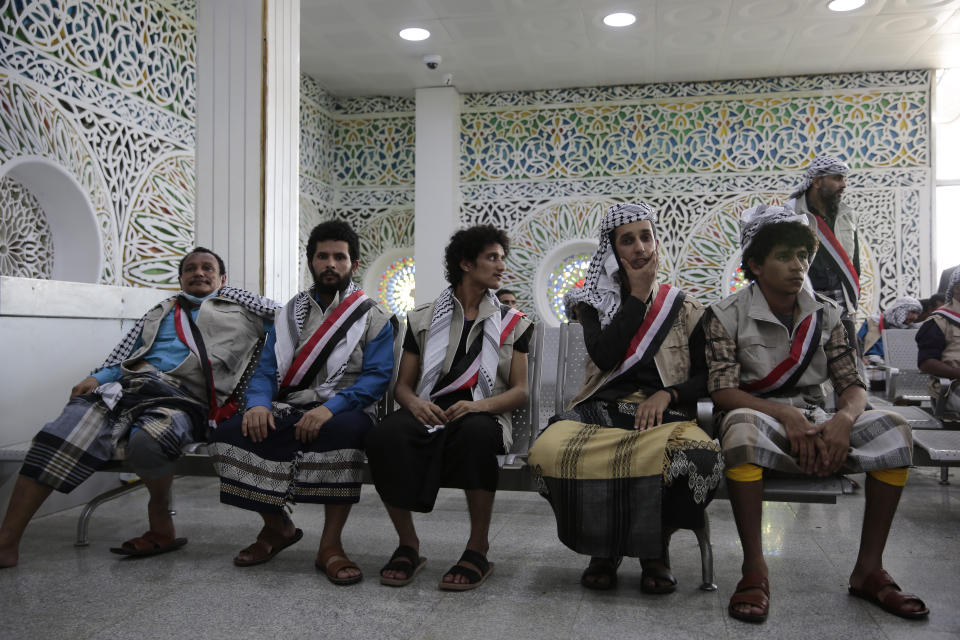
[857,319,884,359]
[245,294,395,415]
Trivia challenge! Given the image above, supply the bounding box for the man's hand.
[620,250,658,301]
[815,415,852,476]
[70,376,99,400]
[634,390,671,431]
[408,397,447,427]
[242,405,275,443]
[776,405,819,474]
[294,405,334,444]
[444,400,483,423]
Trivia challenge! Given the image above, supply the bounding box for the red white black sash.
[174,298,237,428]
[604,284,685,384]
[277,289,375,400]
[933,307,960,329]
[429,306,525,399]
[813,214,859,305]
[741,309,824,395]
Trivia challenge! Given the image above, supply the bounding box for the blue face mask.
[179,289,219,305]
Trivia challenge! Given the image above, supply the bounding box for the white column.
[196,0,299,299]
[414,87,461,304]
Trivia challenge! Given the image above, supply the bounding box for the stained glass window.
[729,266,750,294]
[548,253,592,323]
[377,255,416,317]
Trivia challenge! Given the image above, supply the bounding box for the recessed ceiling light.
[827,0,865,11]
[399,27,430,41]
[603,12,636,28]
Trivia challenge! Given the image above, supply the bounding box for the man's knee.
[126,430,176,478]
[452,415,502,455]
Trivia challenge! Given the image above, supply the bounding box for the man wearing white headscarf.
[703,205,925,624]
[917,268,960,412]
[857,296,923,361]
[529,202,721,594]
[786,155,860,349]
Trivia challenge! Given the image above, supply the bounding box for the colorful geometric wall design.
[547,253,591,323]
[377,254,416,318]
[0,0,197,287]
[460,71,931,324]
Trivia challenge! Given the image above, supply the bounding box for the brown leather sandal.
[316,547,363,586]
[728,571,770,623]
[232,527,303,567]
[848,569,929,620]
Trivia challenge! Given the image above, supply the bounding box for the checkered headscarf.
[740,204,809,254]
[883,296,922,328]
[789,155,850,200]
[564,202,657,327]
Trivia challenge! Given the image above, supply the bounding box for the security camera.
[423,54,441,70]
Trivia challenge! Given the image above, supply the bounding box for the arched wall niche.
[0,156,102,283]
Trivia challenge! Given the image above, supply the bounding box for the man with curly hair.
[366,224,533,591]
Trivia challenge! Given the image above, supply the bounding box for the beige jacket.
[710,283,843,405]
[122,296,267,404]
[926,299,960,398]
[406,294,532,450]
[569,282,704,408]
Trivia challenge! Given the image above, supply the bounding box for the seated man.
[0,248,275,567]
[856,296,922,362]
[366,225,532,591]
[917,269,960,414]
[209,221,396,584]
[703,205,927,623]
[916,294,945,323]
[495,288,518,309]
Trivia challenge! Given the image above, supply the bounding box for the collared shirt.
[245,290,394,415]
[704,302,862,396]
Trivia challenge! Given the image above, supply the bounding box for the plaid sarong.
[21,373,206,493]
[529,398,722,558]
[719,406,913,473]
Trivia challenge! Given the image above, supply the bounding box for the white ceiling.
[300,0,960,97]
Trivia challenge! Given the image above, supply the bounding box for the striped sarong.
[719,406,913,473]
[528,398,722,559]
[21,373,205,493]
[209,405,372,513]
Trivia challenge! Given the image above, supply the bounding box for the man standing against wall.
[0,248,276,568]
[786,155,861,350]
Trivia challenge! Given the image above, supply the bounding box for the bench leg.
[694,512,717,591]
[74,481,145,547]
[940,466,950,486]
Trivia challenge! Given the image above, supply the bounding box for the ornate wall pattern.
[299,77,416,292]
[460,72,932,324]
[0,174,52,278]
[0,0,197,287]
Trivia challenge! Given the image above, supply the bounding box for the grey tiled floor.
[1,468,958,640]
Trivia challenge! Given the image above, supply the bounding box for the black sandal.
[580,556,622,590]
[379,544,426,587]
[438,549,494,591]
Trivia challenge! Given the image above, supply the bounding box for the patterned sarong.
[209,406,372,513]
[21,372,205,493]
[719,406,913,473]
[528,398,722,558]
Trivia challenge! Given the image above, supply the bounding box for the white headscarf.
[740,204,809,254]
[563,202,657,327]
[789,155,850,200]
[883,296,922,328]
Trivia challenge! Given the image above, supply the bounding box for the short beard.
[312,270,352,296]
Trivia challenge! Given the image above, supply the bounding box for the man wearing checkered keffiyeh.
[917,267,960,414]
[785,155,862,353]
[0,248,277,568]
